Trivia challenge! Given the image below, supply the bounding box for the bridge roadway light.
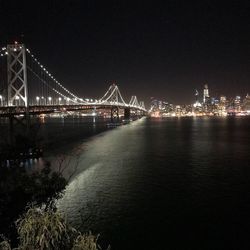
[15,95,20,106]
[66,97,70,105]
[48,97,52,105]
[58,97,62,105]
[36,96,40,105]
[0,95,2,106]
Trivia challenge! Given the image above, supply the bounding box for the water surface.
[57,117,250,250]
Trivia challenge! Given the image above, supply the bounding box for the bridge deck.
[0,104,147,117]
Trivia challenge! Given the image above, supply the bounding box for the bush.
[0,207,107,250]
[16,207,75,250]
[0,164,67,246]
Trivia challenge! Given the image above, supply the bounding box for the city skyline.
[1,1,250,104]
[150,83,250,117]
[151,83,250,106]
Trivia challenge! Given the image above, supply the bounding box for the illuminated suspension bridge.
[0,43,147,121]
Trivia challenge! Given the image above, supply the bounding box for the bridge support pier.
[93,106,96,124]
[111,106,119,123]
[8,114,31,146]
[124,108,130,120]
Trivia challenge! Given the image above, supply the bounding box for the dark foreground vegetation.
[0,207,105,250]
[0,163,66,242]
[0,161,108,249]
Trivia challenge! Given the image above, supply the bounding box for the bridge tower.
[109,84,120,123]
[111,106,119,122]
[7,43,28,107]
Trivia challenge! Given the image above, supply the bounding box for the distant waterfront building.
[175,105,181,115]
[203,84,209,103]
[220,96,226,103]
[227,97,235,112]
[195,89,199,103]
[209,97,219,114]
[202,84,211,113]
[150,98,159,111]
[218,95,227,115]
[193,89,200,104]
[234,96,241,111]
[162,101,168,111]
[158,101,163,110]
[193,89,202,112]
[242,94,250,112]
[150,98,173,116]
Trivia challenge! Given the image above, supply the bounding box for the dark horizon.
[1,0,250,105]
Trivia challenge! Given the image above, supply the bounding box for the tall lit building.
[203,84,209,103]
[193,89,201,108]
[243,94,250,112]
[234,96,241,112]
[218,96,227,116]
[220,96,226,103]
[150,98,158,111]
[158,101,163,110]
[195,89,199,103]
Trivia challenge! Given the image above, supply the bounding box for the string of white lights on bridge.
[26,48,85,104]
[1,44,146,111]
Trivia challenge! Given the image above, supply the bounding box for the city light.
[36,96,40,105]
[48,97,52,104]
[149,84,250,117]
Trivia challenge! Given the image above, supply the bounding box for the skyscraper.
[203,84,209,103]
[195,89,199,103]
[243,94,250,111]
[193,89,201,108]
[234,96,241,112]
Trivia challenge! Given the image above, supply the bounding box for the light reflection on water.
[56,117,250,249]
[57,118,147,225]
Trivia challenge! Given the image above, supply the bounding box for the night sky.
[1,0,250,104]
